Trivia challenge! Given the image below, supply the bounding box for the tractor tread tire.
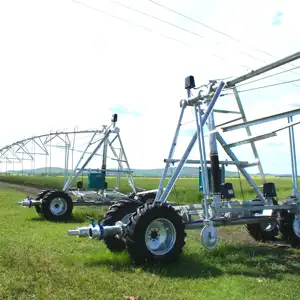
[246,199,279,242]
[41,190,73,222]
[278,209,300,248]
[102,199,142,252]
[35,189,52,216]
[125,201,186,265]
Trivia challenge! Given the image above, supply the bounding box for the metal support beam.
[216,132,265,200]
[163,159,250,165]
[226,51,300,87]
[155,101,187,201]
[225,132,277,148]
[156,81,225,203]
[288,116,299,196]
[233,88,266,183]
[63,130,112,192]
[222,108,300,132]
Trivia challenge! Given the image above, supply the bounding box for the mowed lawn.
[1,176,300,299]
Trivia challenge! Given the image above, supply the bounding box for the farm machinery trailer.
[67,51,300,265]
[17,114,158,221]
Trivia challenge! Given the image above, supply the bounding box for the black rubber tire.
[278,209,300,248]
[141,193,157,203]
[125,201,186,265]
[41,190,73,222]
[246,199,279,242]
[102,199,142,252]
[34,189,51,216]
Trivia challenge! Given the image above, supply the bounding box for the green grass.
[0,174,299,203]
[1,179,300,299]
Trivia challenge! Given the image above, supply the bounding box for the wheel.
[141,193,157,203]
[125,201,186,265]
[102,199,142,252]
[278,210,300,248]
[34,189,51,216]
[41,190,73,221]
[246,199,279,242]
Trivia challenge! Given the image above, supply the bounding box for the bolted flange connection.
[17,196,41,208]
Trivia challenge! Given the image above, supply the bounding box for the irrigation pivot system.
[67,51,300,265]
[17,114,158,221]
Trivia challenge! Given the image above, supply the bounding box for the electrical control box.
[88,172,107,190]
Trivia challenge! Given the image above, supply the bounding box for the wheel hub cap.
[145,218,176,255]
[50,198,67,216]
[260,220,277,232]
[200,225,219,249]
[293,217,300,238]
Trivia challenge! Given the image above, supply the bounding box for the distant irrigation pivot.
[0,127,109,176]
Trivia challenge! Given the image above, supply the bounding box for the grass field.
[1,176,300,299]
[0,174,299,203]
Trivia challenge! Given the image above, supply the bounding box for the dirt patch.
[0,181,41,197]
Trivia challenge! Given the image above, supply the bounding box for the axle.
[67,215,278,239]
[17,196,41,207]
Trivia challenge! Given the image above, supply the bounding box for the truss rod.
[222,108,300,132]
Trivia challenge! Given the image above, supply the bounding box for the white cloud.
[0,0,300,175]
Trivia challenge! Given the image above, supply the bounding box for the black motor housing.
[263,182,276,197]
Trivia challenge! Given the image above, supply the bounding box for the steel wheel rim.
[50,198,68,216]
[121,213,132,225]
[260,220,277,232]
[145,218,176,255]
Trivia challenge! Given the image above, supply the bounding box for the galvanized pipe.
[17,198,41,207]
[226,51,300,87]
[155,101,187,201]
[88,224,124,239]
[157,81,225,203]
[67,226,91,237]
[288,116,299,196]
[185,216,277,229]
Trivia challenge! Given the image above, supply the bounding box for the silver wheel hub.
[260,220,277,232]
[145,218,176,255]
[50,197,68,216]
[121,213,132,225]
[293,217,300,238]
[200,224,219,249]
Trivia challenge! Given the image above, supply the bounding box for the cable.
[107,0,205,40]
[71,0,255,71]
[236,65,300,88]
[70,0,192,47]
[222,78,300,96]
[72,0,300,89]
[148,0,300,77]
[106,0,300,88]
[105,0,254,69]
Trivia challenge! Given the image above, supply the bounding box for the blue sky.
[0,0,299,175]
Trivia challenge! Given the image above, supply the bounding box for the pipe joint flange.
[115,221,126,237]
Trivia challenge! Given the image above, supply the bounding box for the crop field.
[0,175,300,299]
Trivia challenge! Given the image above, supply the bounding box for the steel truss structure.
[15,114,157,221]
[65,51,300,264]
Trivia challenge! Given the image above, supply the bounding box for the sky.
[0,0,300,175]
